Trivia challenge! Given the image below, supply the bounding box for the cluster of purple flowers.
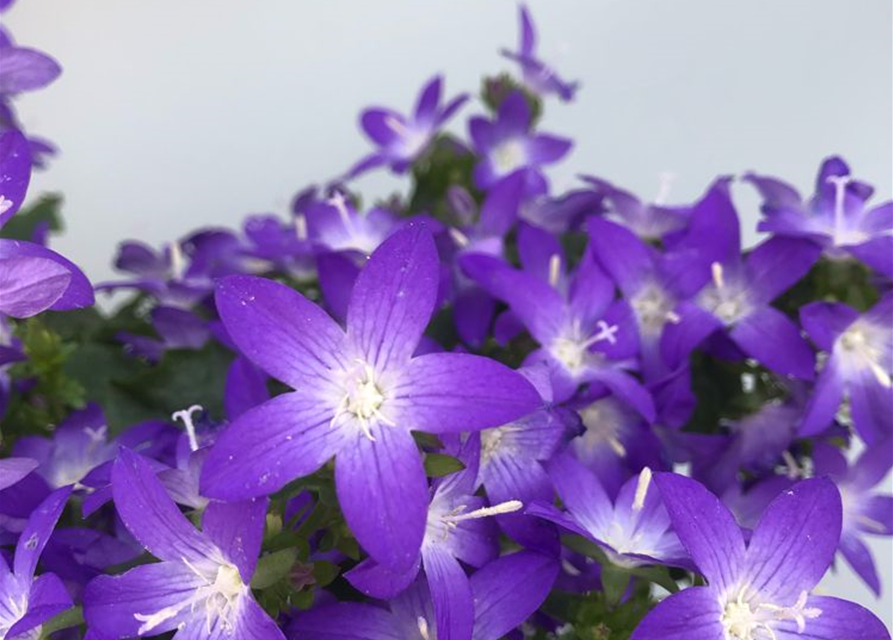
[1,3,891,639]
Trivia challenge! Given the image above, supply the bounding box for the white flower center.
[492,139,527,174]
[134,560,245,635]
[837,322,892,387]
[578,400,627,457]
[720,589,821,640]
[332,360,394,441]
[698,262,751,325]
[550,320,619,374]
[0,592,29,638]
[480,425,521,464]
[631,283,679,336]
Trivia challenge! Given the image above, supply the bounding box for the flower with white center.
[630,474,890,640]
[549,319,619,374]
[492,139,528,176]
[697,262,752,325]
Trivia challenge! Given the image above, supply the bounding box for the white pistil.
[592,320,619,345]
[294,213,308,241]
[632,467,652,512]
[548,254,562,288]
[780,451,804,480]
[417,616,432,640]
[653,171,675,205]
[711,261,725,290]
[172,404,204,452]
[441,500,523,524]
[449,227,470,249]
[826,175,853,246]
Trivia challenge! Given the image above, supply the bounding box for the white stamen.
[711,261,725,290]
[384,115,408,136]
[294,213,308,241]
[780,451,803,480]
[441,500,523,523]
[653,171,675,205]
[331,360,395,441]
[172,404,204,452]
[169,242,186,280]
[417,617,431,640]
[0,195,13,216]
[632,467,652,512]
[721,588,822,640]
[548,254,562,288]
[665,310,681,324]
[449,227,470,248]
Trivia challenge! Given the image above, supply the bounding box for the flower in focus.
[631,473,889,640]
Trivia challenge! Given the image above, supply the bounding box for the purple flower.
[83,448,283,639]
[661,179,821,379]
[0,486,73,639]
[799,294,892,444]
[499,5,579,102]
[292,550,557,640]
[500,4,580,102]
[348,75,469,178]
[582,173,691,242]
[746,157,893,277]
[201,225,540,571]
[461,239,654,417]
[0,130,93,318]
[469,91,572,193]
[630,473,889,640]
[305,191,400,256]
[529,454,689,570]
[813,441,893,595]
[117,306,210,363]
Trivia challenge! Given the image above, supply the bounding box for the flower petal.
[394,352,541,434]
[0,255,70,318]
[799,355,844,437]
[744,237,821,304]
[772,595,890,640]
[745,478,841,602]
[215,274,347,389]
[202,497,267,583]
[544,453,613,536]
[347,224,439,370]
[422,544,474,640]
[336,423,428,571]
[14,485,71,579]
[112,448,215,564]
[201,391,346,501]
[471,551,558,640]
[839,533,881,596]
[0,457,38,492]
[730,306,816,380]
[345,555,421,600]
[0,129,31,228]
[629,586,725,640]
[84,562,206,637]
[0,239,94,311]
[5,573,72,638]
[653,472,746,592]
[288,602,402,640]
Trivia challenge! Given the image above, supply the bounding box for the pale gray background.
[5,0,892,624]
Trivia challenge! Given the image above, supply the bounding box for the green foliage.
[0,194,63,241]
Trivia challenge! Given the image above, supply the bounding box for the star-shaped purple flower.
[348,75,469,178]
[201,225,541,571]
[746,157,893,277]
[499,5,579,102]
[799,294,892,444]
[469,91,572,194]
[84,448,284,639]
[630,473,889,640]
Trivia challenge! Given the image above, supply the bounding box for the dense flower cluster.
[0,3,891,639]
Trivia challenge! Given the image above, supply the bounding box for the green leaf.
[251,547,298,589]
[424,453,466,478]
[0,194,63,241]
[312,560,340,588]
[38,606,83,638]
[601,564,631,605]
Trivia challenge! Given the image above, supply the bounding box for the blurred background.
[5,0,892,622]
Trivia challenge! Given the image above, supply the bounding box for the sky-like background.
[5,0,892,622]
